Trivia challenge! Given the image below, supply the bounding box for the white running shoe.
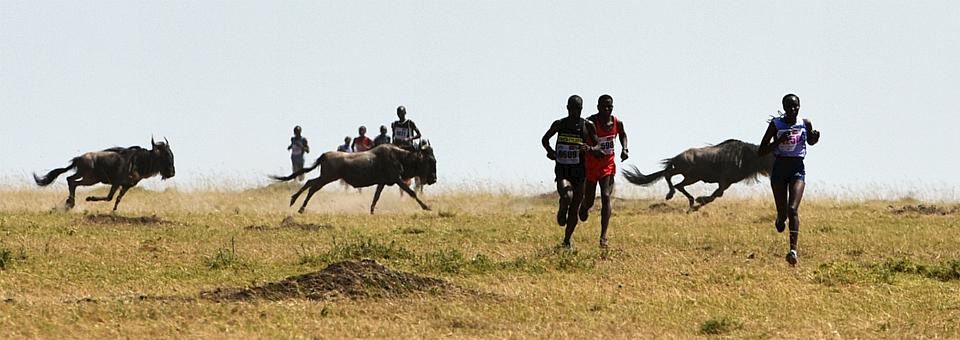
[786,250,798,266]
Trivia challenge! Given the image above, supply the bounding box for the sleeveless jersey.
[392,120,415,144]
[290,136,307,156]
[555,117,586,165]
[588,114,619,160]
[772,116,807,158]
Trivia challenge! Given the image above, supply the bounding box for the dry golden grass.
[1,184,959,338]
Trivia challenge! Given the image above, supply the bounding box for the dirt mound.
[889,204,958,216]
[245,217,331,231]
[201,260,459,301]
[84,214,166,225]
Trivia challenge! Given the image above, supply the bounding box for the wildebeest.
[33,138,176,211]
[622,139,773,210]
[272,142,437,214]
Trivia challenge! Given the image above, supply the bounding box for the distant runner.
[392,106,422,149]
[580,94,629,248]
[757,93,821,266]
[373,125,391,147]
[352,126,373,152]
[541,94,598,249]
[287,125,310,181]
[337,136,351,153]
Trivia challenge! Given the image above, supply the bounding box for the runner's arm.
[410,121,422,141]
[542,120,560,160]
[758,122,788,156]
[617,119,629,161]
[804,119,820,145]
[584,120,604,156]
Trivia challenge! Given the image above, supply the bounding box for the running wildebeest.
[33,138,176,211]
[622,139,774,210]
[272,142,437,214]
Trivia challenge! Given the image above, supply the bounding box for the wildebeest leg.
[397,180,431,211]
[672,177,698,210]
[298,177,337,214]
[291,177,323,206]
[399,178,412,197]
[695,182,731,206]
[112,185,133,211]
[87,185,119,202]
[65,173,97,209]
[370,184,385,214]
[664,174,676,200]
[65,173,82,208]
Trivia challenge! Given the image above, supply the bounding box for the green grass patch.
[814,258,960,286]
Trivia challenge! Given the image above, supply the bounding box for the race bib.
[394,127,410,141]
[777,128,801,152]
[597,135,616,156]
[556,144,580,165]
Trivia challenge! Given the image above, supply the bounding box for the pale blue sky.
[2,1,958,197]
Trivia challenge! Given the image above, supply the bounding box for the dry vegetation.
[1,183,959,338]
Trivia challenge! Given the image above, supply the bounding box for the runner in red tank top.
[580,94,629,248]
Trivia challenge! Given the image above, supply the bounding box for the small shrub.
[0,248,11,270]
[700,316,743,335]
[204,238,248,270]
[0,247,26,270]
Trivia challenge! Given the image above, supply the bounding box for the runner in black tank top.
[541,95,598,249]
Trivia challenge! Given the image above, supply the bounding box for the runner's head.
[380,125,388,135]
[397,106,407,120]
[567,95,583,118]
[358,125,367,136]
[598,94,613,116]
[782,94,800,118]
[293,125,302,136]
[344,136,350,144]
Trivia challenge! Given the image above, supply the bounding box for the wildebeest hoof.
[695,197,711,204]
[297,207,305,214]
[85,197,96,202]
[665,192,675,200]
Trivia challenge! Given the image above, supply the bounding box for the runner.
[757,93,821,266]
[373,125,391,147]
[580,94,629,248]
[286,126,310,181]
[541,95,598,249]
[352,126,373,152]
[392,106,422,149]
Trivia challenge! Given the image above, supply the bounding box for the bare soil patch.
[84,214,166,225]
[201,260,461,301]
[888,204,958,216]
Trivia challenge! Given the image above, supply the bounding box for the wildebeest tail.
[33,158,78,186]
[621,164,666,186]
[271,154,324,181]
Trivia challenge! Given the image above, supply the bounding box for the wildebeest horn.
[151,136,156,146]
[164,137,169,146]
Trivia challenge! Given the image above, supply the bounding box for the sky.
[2,1,959,198]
